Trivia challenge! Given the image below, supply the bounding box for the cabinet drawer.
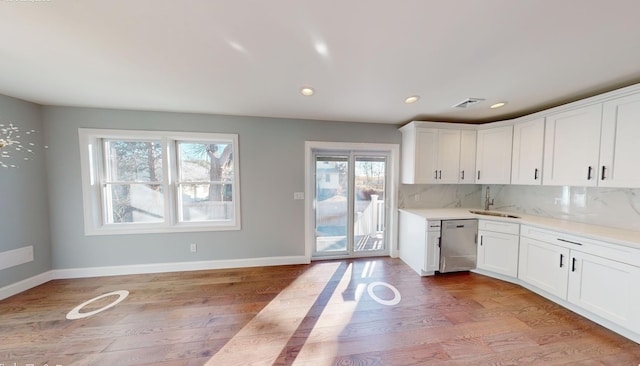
[478,220,519,235]
[521,225,640,267]
[427,220,441,232]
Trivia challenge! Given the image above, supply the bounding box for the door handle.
[571,257,577,272]
[601,165,606,180]
[587,166,593,180]
[438,170,442,179]
[534,168,539,180]
[477,170,481,180]
[461,170,465,180]
[434,170,438,179]
[480,235,483,246]
[559,254,564,267]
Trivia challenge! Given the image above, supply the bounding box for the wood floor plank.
[1,257,638,365]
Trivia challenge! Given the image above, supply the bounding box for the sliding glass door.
[313,151,388,258]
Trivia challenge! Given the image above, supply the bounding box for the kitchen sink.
[469,210,521,219]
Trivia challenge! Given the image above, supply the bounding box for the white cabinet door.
[459,130,476,183]
[414,128,438,183]
[511,118,544,185]
[543,104,602,186]
[426,230,441,273]
[518,237,570,299]
[599,93,640,188]
[437,129,461,184]
[477,230,519,277]
[475,125,513,184]
[437,130,460,184]
[402,127,461,184]
[568,251,640,333]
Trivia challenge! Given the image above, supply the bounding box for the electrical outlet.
[414,194,420,202]
[293,192,305,200]
[190,243,197,253]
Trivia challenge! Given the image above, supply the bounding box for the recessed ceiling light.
[300,87,315,96]
[404,95,420,104]
[314,43,328,56]
[490,102,507,109]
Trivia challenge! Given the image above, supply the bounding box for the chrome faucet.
[484,186,494,211]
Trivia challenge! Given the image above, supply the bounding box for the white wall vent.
[452,98,485,108]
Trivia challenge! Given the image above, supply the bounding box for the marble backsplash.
[486,185,640,232]
[399,184,482,209]
[398,184,640,232]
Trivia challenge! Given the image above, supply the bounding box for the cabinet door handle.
[601,165,606,180]
[587,166,593,180]
[437,237,441,248]
[477,170,481,180]
[559,254,564,267]
[461,170,465,180]
[434,170,438,179]
[557,238,583,246]
[438,170,442,179]
[571,257,577,272]
[480,235,483,246]
[534,168,539,180]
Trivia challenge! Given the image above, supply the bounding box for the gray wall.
[42,106,401,270]
[0,95,51,288]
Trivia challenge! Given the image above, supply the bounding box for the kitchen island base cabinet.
[398,211,440,276]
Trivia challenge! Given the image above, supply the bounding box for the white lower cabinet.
[398,211,440,276]
[518,237,570,299]
[519,224,640,340]
[568,251,640,333]
[426,230,441,273]
[477,220,519,277]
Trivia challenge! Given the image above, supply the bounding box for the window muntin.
[78,129,241,235]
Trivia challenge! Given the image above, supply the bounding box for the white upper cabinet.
[599,92,640,188]
[436,129,462,184]
[400,124,461,184]
[459,130,477,183]
[401,126,433,183]
[511,118,544,185]
[542,104,603,186]
[475,125,513,184]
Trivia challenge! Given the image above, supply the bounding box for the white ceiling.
[2,1,640,125]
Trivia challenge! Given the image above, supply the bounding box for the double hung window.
[79,129,240,235]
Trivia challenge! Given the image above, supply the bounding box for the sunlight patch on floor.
[203,262,342,365]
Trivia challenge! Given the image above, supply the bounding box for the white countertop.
[399,208,640,249]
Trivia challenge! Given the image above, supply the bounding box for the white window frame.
[79,128,241,235]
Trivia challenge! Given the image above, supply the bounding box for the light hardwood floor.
[1,258,639,365]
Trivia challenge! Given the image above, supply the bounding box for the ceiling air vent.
[452,97,485,109]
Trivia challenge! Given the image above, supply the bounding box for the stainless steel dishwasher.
[439,219,478,273]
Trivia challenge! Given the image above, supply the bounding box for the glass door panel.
[314,155,349,255]
[354,156,386,253]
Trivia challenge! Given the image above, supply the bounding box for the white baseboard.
[0,271,54,300]
[0,255,310,300]
[52,255,310,279]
